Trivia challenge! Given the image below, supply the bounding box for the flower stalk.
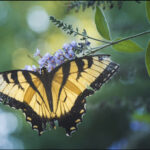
[88,30,150,55]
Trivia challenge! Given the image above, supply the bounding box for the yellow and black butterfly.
[0,54,119,136]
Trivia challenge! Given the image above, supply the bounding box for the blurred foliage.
[146,1,150,23]
[66,1,141,12]
[0,1,150,149]
[146,41,150,76]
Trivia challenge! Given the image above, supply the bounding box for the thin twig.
[27,54,38,65]
[73,30,111,43]
[88,30,150,55]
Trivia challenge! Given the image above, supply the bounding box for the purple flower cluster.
[108,138,128,150]
[63,41,77,60]
[130,120,149,132]
[24,41,79,73]
[24,65,37,72]
[24,40,91,73]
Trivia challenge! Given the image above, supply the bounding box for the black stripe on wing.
[58,63,70,103]
[87,56,93,68]
[75,59,84,80]
[75,57,93,80]
[10,71,24,90]
[2,73,10,83]
[22,71,45,104]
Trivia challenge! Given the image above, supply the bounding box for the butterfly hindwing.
[57,89,94,136]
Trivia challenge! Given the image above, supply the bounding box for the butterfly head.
[40,67,48,75]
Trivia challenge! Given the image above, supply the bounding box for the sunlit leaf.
[112,39,143,52]
[146,1,150,23]
[133,113,150,123]
[145,41,150,77]
[95,6,111,40]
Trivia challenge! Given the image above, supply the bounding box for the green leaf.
[146,1,150,23]
[95,6,110,40]
[112,39,144,53]
[133,113,150,123]
[145,41,150,77]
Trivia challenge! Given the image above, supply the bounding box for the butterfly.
[0,54,119,136]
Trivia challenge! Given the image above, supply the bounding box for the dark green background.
[0,1,150,149]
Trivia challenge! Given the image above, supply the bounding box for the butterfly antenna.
[12,66,19,70]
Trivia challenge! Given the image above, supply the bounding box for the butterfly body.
[0,54,119,136]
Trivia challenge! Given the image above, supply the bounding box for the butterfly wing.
[0,70,53,135]
[0,54,119,136]
[51,54,119,135]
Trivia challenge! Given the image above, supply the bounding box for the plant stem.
[27,54,38,65]
[88,30,150,55]
[74,31,111,43]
